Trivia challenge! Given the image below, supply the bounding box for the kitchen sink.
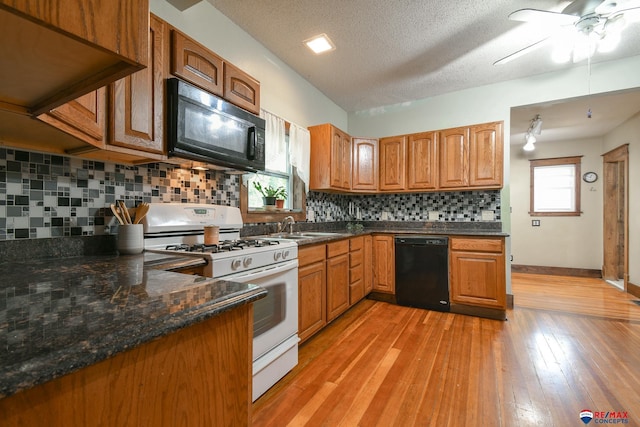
[267,231,345,239]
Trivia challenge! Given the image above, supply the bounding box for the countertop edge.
[0,285,266,399]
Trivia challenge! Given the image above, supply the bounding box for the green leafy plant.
[253,182,287,200]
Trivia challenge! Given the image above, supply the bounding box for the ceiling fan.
[494,0,640,65]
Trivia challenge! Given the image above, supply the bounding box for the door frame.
[602,144,629,289]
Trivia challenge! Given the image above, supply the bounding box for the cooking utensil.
[118,200,132,224]
[134,202,150,224]
[110,203,125,225]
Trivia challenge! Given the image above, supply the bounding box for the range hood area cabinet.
[2,13,261,166]
[0,0,149,116]
[308,121,503,194]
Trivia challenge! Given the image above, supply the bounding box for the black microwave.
[167,78,266,172]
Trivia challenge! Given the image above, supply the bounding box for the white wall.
[510,137,604,270]
[150,0,348,129]
[603,112,640,285]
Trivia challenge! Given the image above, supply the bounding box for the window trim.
[529,156,582,217]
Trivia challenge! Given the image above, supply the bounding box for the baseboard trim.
[450,303,506,321]
[511,264,602,278]
[628,282,640,298]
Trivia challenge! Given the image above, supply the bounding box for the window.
[245,134,292,210]
[530,156,582,216]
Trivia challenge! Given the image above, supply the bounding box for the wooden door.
[38,88,106,147]
[602,145,629,288]
[450,251,505,309]
[379,136,406,191]
[407,131,437,190]
[109,15,165,154]
[352,137,378,191]
[439,127,469,188]
[170,28,224,97]
[298,260,326,343]
[223,62,260,114]
[372,235,395,293]
[327,253,350,321]
[469,122,503,187]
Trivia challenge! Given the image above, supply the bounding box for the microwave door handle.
[247,126,256,160]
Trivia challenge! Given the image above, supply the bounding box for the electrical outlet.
[381,211,389,220]
[532,219,541,226]
[428,211,439,221]
[481,210,495,221]
[307,209,315,222]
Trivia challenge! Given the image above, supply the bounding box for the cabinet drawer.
[350,236,364,251]
[350,249,363,267]
[299,245,326,267]
[450,238,503,253]
[350,265,363,284]
[327,240,350,258]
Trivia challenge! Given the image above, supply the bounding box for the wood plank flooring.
[253,274,640,426]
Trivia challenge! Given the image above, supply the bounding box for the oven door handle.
[226,259,298,282]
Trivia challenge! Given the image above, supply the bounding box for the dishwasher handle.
[395,236,448,246]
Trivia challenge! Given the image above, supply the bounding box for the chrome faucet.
[278,216,295,233]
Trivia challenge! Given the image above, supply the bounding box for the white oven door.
[223,259,298,360]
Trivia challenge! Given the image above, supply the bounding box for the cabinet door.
[349,237,365,305]
[379,136,406,191]
[450,251,506,309]
[363,235,373,294]
[469,122,503,188]
[330,127,351,190]
[439,127,469,188]
[170,29,224,97]
[372,235,395,293]
[298,260,326,343]
[223,62,260,115]
[109,15,165,154]
[352,138,378,191]
[326,253,350,321]
[38,88,106,147]
[407,131,437,190]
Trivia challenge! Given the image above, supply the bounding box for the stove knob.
[273,251,282,261]
[243,257,253,268]
[282,250,290,259]
[231,259,242,270]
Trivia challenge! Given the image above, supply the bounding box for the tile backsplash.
[0,148,239,240]
[0,148,500,241]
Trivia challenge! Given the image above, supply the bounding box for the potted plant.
[275,189,288,209]
[253,182,287,210]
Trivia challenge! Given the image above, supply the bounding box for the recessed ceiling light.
[304,33,335,54]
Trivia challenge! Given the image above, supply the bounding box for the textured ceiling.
[204,0,640,112]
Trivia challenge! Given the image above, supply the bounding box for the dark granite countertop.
[0,252,266,399]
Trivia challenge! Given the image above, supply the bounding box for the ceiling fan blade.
[509,8,579,26]
[494,37,551,65]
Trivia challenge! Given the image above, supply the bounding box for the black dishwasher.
[394,236,449,312]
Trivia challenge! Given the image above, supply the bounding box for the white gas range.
[141,203,299,402]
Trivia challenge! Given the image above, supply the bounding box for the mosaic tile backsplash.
[0,148,500,241]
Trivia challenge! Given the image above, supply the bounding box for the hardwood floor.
[253,273,640,426]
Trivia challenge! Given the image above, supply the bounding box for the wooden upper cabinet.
[309,123,351,191]
[379,136,406,191]
[407,131,437,190]
[439,127,469,189]
[37,88,106,148]
[469,122,503,188]
[170,28,224,97]
[223,63,260,115]
[108,15,165,155]
[352,137,378,192]
[0,0,148,115]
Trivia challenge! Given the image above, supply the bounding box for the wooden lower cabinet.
[363,235,373,294]
[449,237,506,315]
[349,236,365,305]
[326,240,350,322]
[298,245,327,343]
[372,234,395,293]
[0,304,253,427]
